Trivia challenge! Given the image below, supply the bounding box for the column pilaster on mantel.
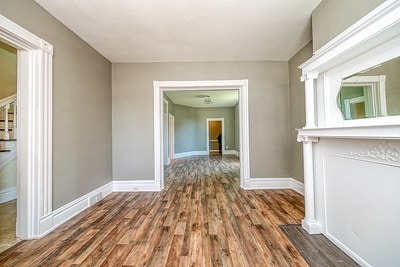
[297,135,322,234]
[300,73,318,129]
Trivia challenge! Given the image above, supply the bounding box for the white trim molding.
[244,178,304,195]
[154,80,250,190]
[38,182,113,238]
[0,14,53,239]
[0,187,17,204]
[113,180,161,192]
[174,150,240,158]
[223,150,240,156]
[299,0,400,129]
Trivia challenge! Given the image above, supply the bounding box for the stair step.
[0,139,16,141]
[0,149,11,152]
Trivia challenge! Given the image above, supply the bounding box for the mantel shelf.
[297,124,400,140]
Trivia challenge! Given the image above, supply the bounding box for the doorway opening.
[154,80,250,190]
[207,118,224,155]
[0,40,18,252]
[0,14,53,239]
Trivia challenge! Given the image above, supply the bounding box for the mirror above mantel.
[338,56,400,120]
[298,0,400,136]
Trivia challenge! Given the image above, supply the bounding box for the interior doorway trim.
[206,118,224,154]
[168,114,175,160]
[153,80,250,190]
[0,15,53,239]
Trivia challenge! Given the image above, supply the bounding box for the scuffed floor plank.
[280,224,359,267]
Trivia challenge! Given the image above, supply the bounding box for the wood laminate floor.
[0,155,308,266]
[281,225,359,267]
[0,200,20,253]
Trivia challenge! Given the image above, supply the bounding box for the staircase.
[0,94,17,164]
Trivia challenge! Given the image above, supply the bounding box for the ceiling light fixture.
[204,96,214,104]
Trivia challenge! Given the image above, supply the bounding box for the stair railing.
[0,94,17,140]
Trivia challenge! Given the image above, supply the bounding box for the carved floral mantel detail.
[350,142,400,162]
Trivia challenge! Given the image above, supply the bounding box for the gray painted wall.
[289,42,313,183]
[0,0,112,209]
[0,42,17,99]
[312,0,385,52]
[112,61,291,180]
[174,105,196,153]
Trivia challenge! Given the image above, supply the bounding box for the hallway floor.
[0,200,20,253]
[0,155,307,266]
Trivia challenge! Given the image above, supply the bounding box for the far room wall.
[173,104,236,154]
[0,41,17,99]
[112,61,291,181]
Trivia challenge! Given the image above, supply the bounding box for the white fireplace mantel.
[297,1,400,266]
[298,124,400,140]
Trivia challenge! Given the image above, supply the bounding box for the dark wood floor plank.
[281,224,360,267]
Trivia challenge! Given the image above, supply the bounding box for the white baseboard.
[113,180,161,192]
[0,187,16,204]
[223,150,239,156]
[175,150,240,158]
[245,178,304,195]
[325,232,371,267]
[290,179,305,195]
[174,151,208,159]
[38,181,113,237]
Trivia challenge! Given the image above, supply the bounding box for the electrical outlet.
[226,146,228,149]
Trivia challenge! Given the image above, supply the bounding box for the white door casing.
[154,80,250,190]
[168,114,175,160]
[0,14,53,239]
[163,99,169,166]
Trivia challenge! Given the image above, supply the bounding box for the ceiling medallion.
[203,96,214,104]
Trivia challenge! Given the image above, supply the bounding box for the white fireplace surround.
[298,1,400,266]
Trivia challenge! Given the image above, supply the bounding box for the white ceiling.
[165,90,238,108]
[35,0,321,63]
